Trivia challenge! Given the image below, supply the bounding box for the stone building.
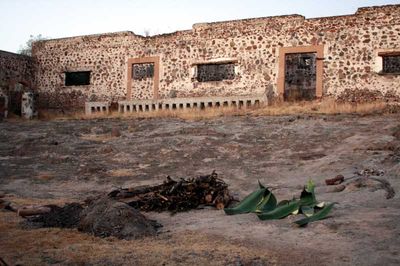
[0,50,35,116]
[1,4,400,112]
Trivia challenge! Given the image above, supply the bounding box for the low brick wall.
[85,102,110,115]
[118,95,266,113]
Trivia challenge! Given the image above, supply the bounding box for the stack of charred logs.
[109,171,233,212]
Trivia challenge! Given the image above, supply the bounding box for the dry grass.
[37,99,397,122]
[252,98,391,116]
[107,168,136,177]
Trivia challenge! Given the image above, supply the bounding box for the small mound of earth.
[27,198,161,240]
[78,197,161,239]
[28,203,83,228]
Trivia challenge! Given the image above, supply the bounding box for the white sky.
[0,0,399,53]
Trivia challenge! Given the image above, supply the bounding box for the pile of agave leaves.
[224,180,336,226]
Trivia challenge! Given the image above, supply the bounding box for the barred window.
[132,63,154,80]
[382,55,400,74]
[196,63,235,82]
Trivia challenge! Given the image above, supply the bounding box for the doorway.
[284,53,316,101]
[277,45,324,101]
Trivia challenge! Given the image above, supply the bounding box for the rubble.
[336,89,400,103]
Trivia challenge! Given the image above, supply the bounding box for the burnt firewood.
[169,180,183,194]
[108,178,177,199]
[110,172,233,213]
[18,206,52,217]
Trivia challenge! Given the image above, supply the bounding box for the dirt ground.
[1,113,400,265]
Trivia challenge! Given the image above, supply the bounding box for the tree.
[18,34,47,56]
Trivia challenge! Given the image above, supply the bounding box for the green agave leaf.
[294,202,336,226]
[300,179,317,207]
[277,200,290,207]
[256,191,277,213]
[254,191,271,212]
[258,180,265,189]
[224,187,267,215]
[306,179,315,193]
[299,188,316,207]
[257,200,300,220]
[300,205,314,217]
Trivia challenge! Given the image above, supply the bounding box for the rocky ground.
[0,113,399,265]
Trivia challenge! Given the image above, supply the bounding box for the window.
[132,63,154,80]
[65,71,91,86]
[196,63,235,82]
[382,55,400,74]
[378,52,400,74]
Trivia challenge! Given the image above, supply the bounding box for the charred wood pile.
[109,171,233,212]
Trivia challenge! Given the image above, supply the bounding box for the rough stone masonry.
[0,4,400,110]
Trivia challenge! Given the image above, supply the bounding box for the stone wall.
[0,50,35,114]
[0,50,35,91]
[32,4,400,109]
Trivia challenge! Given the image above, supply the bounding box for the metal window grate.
[196,63,235,82]
[383,55,400,74]
[132,63,154,80]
